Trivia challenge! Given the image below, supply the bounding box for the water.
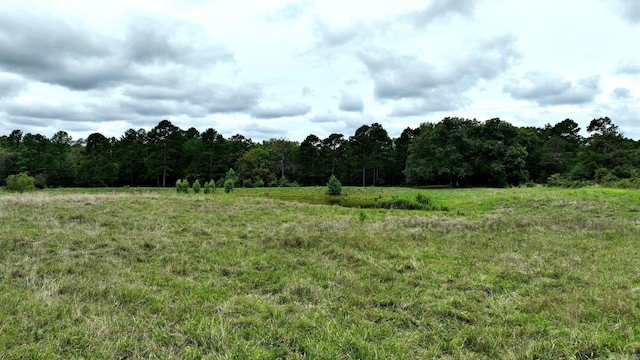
[270,195,381,208]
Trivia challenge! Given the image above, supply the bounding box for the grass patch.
[1,187,640,358]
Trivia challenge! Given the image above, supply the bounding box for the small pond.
[269,195,382,208]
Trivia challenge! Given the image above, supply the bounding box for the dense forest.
[1,117,638,188]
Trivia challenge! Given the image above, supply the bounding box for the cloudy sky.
[0,0,639,142]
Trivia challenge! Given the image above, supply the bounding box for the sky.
[0,0,639,142]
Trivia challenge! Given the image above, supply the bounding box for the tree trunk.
[162,145,167,187]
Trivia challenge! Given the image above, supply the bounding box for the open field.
[1,186,640,359]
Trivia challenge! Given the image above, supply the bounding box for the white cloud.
[0,0,640,140]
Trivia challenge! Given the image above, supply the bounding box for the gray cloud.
[612,87,632,99]
[242,122,289,138]
[338,92,364,112]
[267,1,314,21]
[616,61,640,75]
[389,92,470,116]
[309,112,341,123]
[407,0,478,27]
[504,73,601,106]
[0,10,233,90]
[0,11,121,89]
[250,103,312,119]
[201,85,262,113]
[0,74,26,98]
[311,0,479,50]
[607,0,640,23]
[311,17,366,48]
[123,83,262,114]
[358,35,519,115]
[3,100,128,123]
[125,17,233,67]
[119,98,206,118]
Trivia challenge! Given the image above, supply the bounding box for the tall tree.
[0,130,22,184]
[262,138,298,183]
[200,128,227,181]
[368,123,393,186]
[349,125,373,187]
[47,131,77,186]
[539,119,583,180]
[224,134,253,172]
[115,128,147,186]
[393,127,421,185]
[298,134,322,185]
[405,118,477,187]
[146,120,183,187]
[80,132,119,186]
[234,145,276,185]
[474,118,528,187]
[577,117,633,179]
[17,133,51,178]
[321,133,346,180]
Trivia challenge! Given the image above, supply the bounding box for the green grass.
[1,186,640,358]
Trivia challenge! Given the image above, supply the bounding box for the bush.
[415,193,430,206]
[176,179,189,193]
[203,180,216,194]
[192,179,201,194]
[243,179,254,188]
[327,175,342,195]
[279,176,290,187]
[377,194,449,211]
[254,179,265,188]
[34,174,47,189]
[594,168,618,183]
[377,197,423,210]
[224,179,235,193]
[546,173,590,188]
[6,173,35,192]
[225,168,238,186]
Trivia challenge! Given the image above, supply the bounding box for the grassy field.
[1,186,640,359]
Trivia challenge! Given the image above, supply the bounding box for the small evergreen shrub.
[192,179,201,194]
[327,175,342,195]
[6,173,35,192]
[254,179,265,188]
[225,169,238,186]
[224,179,235,193]
[176,179,189,193]
[203,180,216,194]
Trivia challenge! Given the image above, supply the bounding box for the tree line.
[1,117,638,188]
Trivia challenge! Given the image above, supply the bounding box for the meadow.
[1,186,640,359]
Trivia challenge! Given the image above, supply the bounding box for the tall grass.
[1,187,639,358]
